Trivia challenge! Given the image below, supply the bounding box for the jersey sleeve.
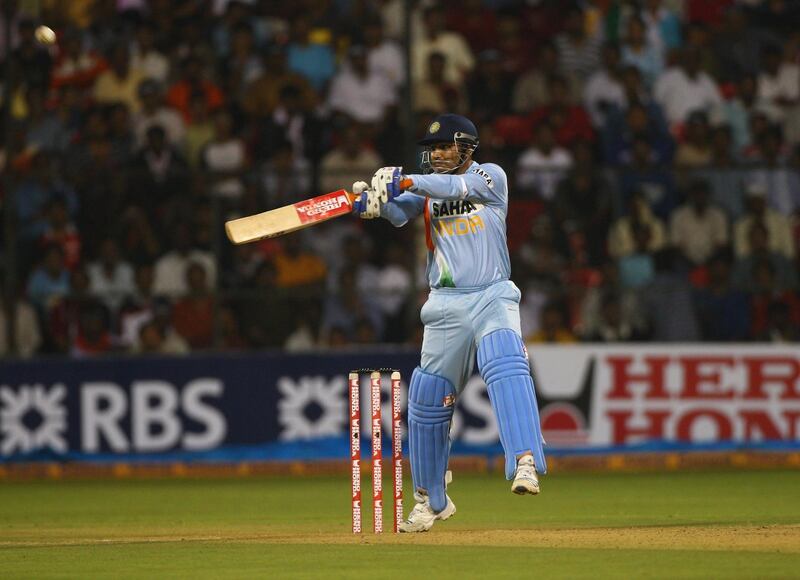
[380,191,426,227]
[407,163,508,207]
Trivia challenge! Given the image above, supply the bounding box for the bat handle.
[347,178,414,201]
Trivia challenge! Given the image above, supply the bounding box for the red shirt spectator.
[166,55,224,122]
[529,75,594,147]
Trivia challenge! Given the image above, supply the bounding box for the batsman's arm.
[380,192,426,227]
[403,165,507,205]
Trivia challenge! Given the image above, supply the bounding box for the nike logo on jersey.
[431,199,479,217]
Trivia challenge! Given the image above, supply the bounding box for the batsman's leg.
[407,367,456,514]
[477,329,547,481]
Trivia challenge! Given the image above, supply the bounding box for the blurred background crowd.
[1,0,799,358]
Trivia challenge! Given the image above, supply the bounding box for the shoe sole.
[512,483,540,495]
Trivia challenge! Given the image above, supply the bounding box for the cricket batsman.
[352,114,547,532]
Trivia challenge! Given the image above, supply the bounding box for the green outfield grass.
[1,470,799,578]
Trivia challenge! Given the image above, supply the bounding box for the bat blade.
[225,189,355,244]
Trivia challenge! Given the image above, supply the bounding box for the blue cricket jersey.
[380,161,511,289]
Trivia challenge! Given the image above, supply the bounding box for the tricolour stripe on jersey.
[423,198,434,251]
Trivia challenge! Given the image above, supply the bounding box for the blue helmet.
[418,113,479,174]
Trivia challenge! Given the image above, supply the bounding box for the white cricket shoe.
[399,471,456,533]
[511,455,540,495]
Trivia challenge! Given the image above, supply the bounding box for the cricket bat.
[225,180,413,244]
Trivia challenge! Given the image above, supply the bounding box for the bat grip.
[347,178,415,201]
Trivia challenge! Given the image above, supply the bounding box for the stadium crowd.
[1,0,799,358]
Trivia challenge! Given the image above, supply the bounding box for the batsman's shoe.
[400,471,455,533]
[512,455,540,495]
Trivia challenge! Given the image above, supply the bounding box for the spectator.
[133,79,186,149]
[220,22,263,103]
[756,45,799,122]
[642,249,701,341]
[239,261,293,348]
[516,122,573,201]
[26,244,70,315]
[71,302,114,357]
[529,74,595,148]
[583,43,626,128]
[321,268,384,343]
[695,125,749,220]
[166,55,224,123]
[130,20,169,84]
[118,263,159,349]
[466,49,514,125]
[552,144,613,266]
[617,137,678,221]
[693,250,751,341]
[142,299,190,355]
[526,301,577,344]
[745,127,800,216]
[554,5,602,88]
[654,48,723,127]
[721,74,762,154]
[130,125,190,224]
[363,18,405,91]
[20,84,72,153]
[674,110,714,167]
[87,237,135,314]
[118,206,162,267]
[257,84,324,164]
[328,45,395,127]
[412,5,474,85]
[39,196,82,272]
[618,223,657,290]
[748,260,800,339]
[172,262,214,349]
[583,292,649,342]
[621,15,664,89]
[579,261,646,339]
[733,222,797,292]
[0,294,42,358]
[242,46,317,120]
[273,235,327,289]
[608,190,667,259]
[153,223,216,297]
[711,5,777,84]
[375,242,413,343]
[733,181,795,259]
[284,303,323,352]
[200,108,248,200]
[183,92,216,168]
[602,99,674,166]
[413,51,467,115]
[134,320,169,354]
[641,0,682,57]
[318,123,382,194]
[513,42,580,114]
[670,179,729,267]
[261,138,312,207]
[286,16,336,91]
[92,43,145,113]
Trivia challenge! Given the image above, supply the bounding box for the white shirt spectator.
[130,47,169,83]
[88,260,135,312]
[734,210,796,259]
[368,41,405,89]
[412,32,474,84]
[153,250,217,297]
[516,147,573,201]
[654,66,723,125]
[583,69,626,127]
[328,68,396,124]
[757,62,800,119]
[669,204,729,265]
[133,107,186,148]
[201,139,247,199]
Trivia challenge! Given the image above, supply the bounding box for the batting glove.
[371,166,404,203]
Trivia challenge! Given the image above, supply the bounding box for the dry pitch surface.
[1,470,799,578]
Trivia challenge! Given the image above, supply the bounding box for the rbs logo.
[81,379,227,453]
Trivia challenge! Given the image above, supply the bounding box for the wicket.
[348,369,403,534]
